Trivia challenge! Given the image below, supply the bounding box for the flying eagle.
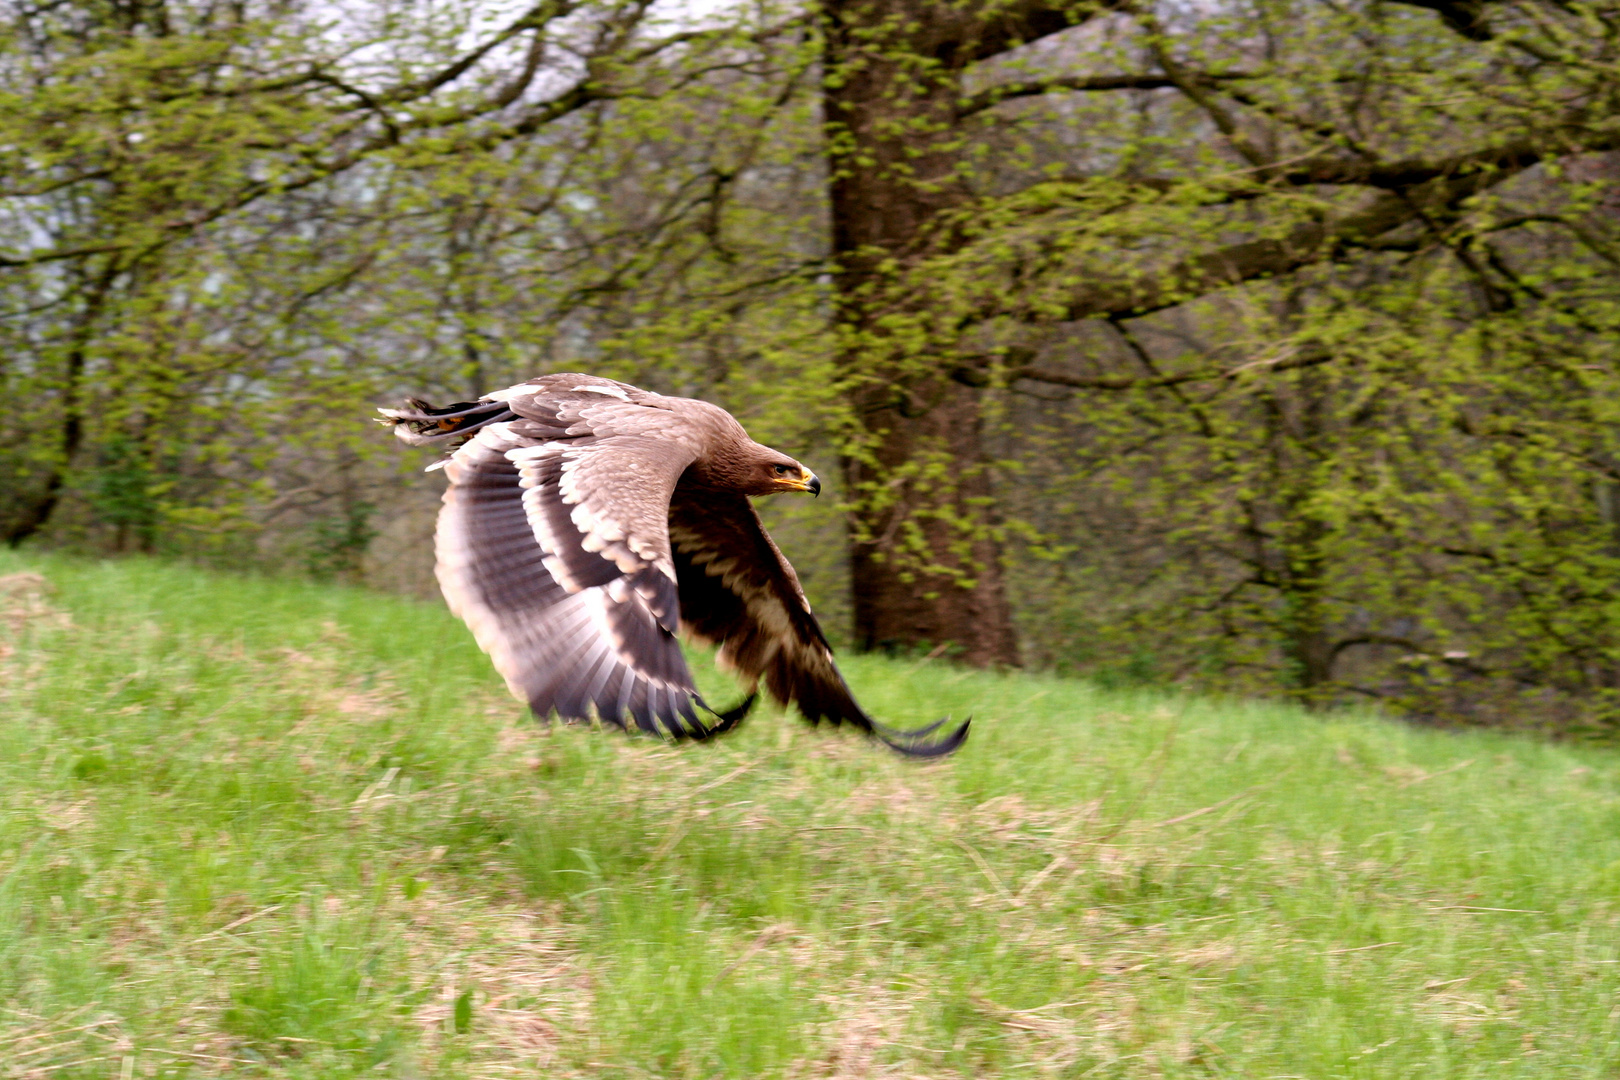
[380,373,968,756]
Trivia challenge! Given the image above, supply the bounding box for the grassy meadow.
[2,553,1620,1077]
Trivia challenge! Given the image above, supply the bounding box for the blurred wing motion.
[382,374,967,755]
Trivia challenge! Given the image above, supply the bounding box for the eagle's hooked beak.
[786,469,821,496]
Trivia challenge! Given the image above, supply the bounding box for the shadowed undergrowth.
[2,553,1619,1077]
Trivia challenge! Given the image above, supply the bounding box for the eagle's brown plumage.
[379,373,968,756]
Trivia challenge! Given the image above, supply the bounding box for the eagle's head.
[753,453,821,498]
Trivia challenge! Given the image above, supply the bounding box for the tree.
[820,1,1095,666]
[0,0,738,547]
[817,0,1620,703]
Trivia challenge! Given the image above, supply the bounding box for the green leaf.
[453,989,473,1035]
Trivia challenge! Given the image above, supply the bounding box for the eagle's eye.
[772,464,795,477]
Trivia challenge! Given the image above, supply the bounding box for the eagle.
[380,373,968,756]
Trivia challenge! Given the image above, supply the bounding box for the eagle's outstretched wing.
[386,372,966,756]
[415,376,748,738]
[668,491,970,757]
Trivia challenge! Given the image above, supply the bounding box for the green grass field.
[3,553,1619,1077]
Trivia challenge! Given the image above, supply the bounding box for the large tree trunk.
[843,376,1020,665]
[821,0,1048,667]
[3,259,116,547]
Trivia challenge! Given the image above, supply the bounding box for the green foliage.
[829,0,1620,719]
[0,0,822,560]
[303,499,378,582]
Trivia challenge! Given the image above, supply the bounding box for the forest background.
[5,0,1620,732]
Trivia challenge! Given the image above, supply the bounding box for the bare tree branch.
[377,0,583,105]
[958,72,1248,119]
[953,1,1109,66]
[955,128,1619,327]
[0,8,773,269]
[975,343,1334,390]
[1387,0,1494,40]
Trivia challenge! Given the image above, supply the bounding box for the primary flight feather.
[380,373,968,756]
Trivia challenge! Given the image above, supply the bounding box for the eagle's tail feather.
[378,397,516,447]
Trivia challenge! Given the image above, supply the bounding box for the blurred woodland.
[6,0,1620,730]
